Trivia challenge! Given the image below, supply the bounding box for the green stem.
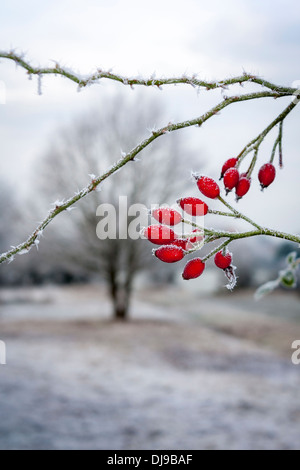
[208,209,236,217]
[210,228,300,244]
[270,134,280,164]
[278,121,283,168]
[217,196,261,230]
[246,147,259,178]
[236,100,297,168]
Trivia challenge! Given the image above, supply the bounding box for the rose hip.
[152,207,182,226]
[258,163,276,189]
[182,258,205,280]
[144,225,176,245]
[196,176,220,199]
[214,250,232,269]
[154,245,185,263]
[220,158,238,179]
[177,197,208,216]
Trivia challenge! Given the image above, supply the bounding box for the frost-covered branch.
[0,50,298,95]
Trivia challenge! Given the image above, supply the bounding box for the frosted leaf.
[120,150,127,158]
[8,256,15,264]
[255,279,280,301]
[279,269,297,289]
[34,240,40,250]
[224,265,237,291]
[88,174,96,180]
[37,230,43,238]
[286,251,297,266]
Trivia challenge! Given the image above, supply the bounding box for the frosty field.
[0,285,299,450]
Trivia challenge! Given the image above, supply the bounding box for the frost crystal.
[18,248,30,256]
[52,199,64,207]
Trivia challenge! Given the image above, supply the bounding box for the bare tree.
[35,93,196,319]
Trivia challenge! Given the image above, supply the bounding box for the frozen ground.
[0,285,299,450]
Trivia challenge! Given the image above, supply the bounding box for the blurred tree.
[0,181,23,285]
[36,93,199,319]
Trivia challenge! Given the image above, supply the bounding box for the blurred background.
[0,0,300,450]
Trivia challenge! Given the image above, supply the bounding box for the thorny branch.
[0,51,299,264]
[0,50,298,94]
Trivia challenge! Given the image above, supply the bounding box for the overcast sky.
[0,0,300,235]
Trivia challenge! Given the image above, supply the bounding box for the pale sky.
[0,0,300,235]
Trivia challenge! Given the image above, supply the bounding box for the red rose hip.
[182,258,205,280]
[196,176,220,199]
[152,207,182,226]
[258,163,276,189]
[220,158,238,179]
[235,176,251,200]
[214,250,232,269]
[144,225,176,245]
[177,197,208,216]
[223,168,240,193]
[154,245,185,263]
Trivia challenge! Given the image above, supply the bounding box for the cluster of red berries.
[143,186,234,280]
[143,154,277,285]
[220,158,276,200]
